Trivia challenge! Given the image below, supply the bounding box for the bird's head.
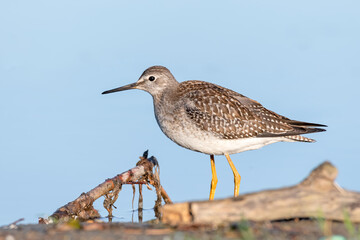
[102,66,178,97]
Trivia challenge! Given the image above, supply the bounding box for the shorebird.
[102,66,326,200]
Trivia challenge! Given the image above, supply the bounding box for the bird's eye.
[149,76,155,81]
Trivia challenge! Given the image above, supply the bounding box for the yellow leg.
[225,153,241,197]
[209,155,218,200]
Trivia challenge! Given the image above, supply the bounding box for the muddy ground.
[0,219,357,240]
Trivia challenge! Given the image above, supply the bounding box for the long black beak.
[102,82,137,94]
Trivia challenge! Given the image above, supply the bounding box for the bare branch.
[162,161,360,226]
[41,152,172,223]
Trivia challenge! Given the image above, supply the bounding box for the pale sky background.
[1,1,359,225]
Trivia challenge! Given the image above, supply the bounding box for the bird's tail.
[284,135,316,143]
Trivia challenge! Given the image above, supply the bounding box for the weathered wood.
[162,161,360,225]
[42,151,172,223]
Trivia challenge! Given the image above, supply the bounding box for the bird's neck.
[153,84,179,105]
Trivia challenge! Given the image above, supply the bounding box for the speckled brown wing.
[179,81,326,140]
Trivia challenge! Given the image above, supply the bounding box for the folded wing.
[180,81,326,141]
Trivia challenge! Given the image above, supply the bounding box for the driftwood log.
[162,161,360,225]
[41,151,172,223]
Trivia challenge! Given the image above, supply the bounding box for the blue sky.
[1,1,359,225]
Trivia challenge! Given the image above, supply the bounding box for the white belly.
[169,128,291,155]
[157,115,292,155]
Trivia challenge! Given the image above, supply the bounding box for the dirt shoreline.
[0,219,355,240]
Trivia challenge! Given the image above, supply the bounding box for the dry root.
[40,150,172,224]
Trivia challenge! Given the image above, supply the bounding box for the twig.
[3,218,25,230]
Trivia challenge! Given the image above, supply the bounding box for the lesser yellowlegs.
[102,66,326,200]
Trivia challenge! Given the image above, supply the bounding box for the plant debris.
[39,150,172,224]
